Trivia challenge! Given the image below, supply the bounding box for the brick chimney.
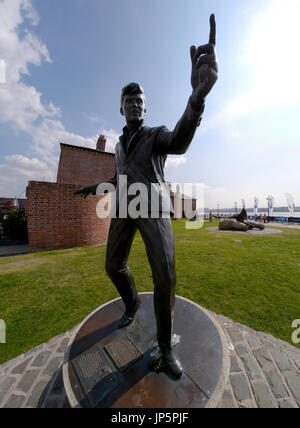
[96,134,106,152]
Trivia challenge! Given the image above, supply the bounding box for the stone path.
[206,227,282,236]
[0,312,299,408]
[267,222,300,230]
[0,244,31,257]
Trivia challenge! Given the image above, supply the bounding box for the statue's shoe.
[162,349,183,379]
[118,297,140,328]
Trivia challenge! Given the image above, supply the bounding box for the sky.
[0,0,300,210]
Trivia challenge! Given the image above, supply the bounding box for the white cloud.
[0,0,119,197]
[165,156,187,168]
[0,59,6,84]
[225,0,300,118]
[5,154,47,171]
[0,153,55,197]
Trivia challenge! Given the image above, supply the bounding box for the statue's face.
[121,93,146,123]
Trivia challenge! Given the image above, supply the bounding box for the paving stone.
[1,315,299,409]
[245,335,262,350]
[218,389,237,408]
[230,373,252,402]
[25,379,49,408]
[226,327,244,344]
[24,343,45,358]
[42,356,62,377]
[278,399,298,409]
[47,333,65,347]
[253,348,274,369]
[252,382,277,408]
[216,314,233,325]
[270,350,293,372]
[31,351,51,368]
[260,338,276,349]
[238,399,256,408]
[240,355,262,380]
[0,377,16,404]
[230,354,241,373]
[0,362,14,375]
[283,349,300,362]
[234,343,250,357]
[284,374,300,406]
[235,323,254,335]
[56,337,70,354]
[264,369,289,399]
[3,394,25,408]
[11,357,33,375]
[16,370,39,394]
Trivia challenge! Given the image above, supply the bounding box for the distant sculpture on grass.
[219,208,265,231]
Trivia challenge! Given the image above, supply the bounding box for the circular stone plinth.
[63,293,229,408]
[206,226,282,235]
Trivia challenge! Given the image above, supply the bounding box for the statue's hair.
[120,82,145,107]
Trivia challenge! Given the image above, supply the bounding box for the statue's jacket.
[103,97,205,218]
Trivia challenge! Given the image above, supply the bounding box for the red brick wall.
[26,181,111,250]
[57,144,115,185]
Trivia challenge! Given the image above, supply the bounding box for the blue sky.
[0,0,299,209]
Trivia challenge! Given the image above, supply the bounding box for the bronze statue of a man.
[75,15,218,378]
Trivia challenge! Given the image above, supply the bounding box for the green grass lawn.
[0,220,299,364]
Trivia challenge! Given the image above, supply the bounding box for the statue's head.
[120,82,146,123]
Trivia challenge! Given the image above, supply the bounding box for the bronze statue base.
[63,293,229,408]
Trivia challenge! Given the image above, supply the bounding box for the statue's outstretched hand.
[74,184,97,198]
[190,14,218,103]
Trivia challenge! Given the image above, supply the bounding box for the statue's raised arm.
[190,14,218,108]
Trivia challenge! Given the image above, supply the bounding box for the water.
[209,211,300,218]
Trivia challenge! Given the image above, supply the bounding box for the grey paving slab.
[278,399,298,409]
[0,310,299,408]
[234,343,251,357]
[230,373,252,402]
[16,370,40,394]
[252,382,278,408]
[226,327,244,344]
[0,377,17,405]
[284,374,300,406]
[31,351,51,368]
[240,355,262,380]
[253,348,275,370]
[239,399,257,408]
[218,389,238,408]
[3,394,25,408]
[0,245,31,257]
[230,355,241,373]
[264,369,289,399]
[11,357,33,375]
[42,356,62,377]
[25,379,49,408]
[270,350,294,372]
[245,335,262,350]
